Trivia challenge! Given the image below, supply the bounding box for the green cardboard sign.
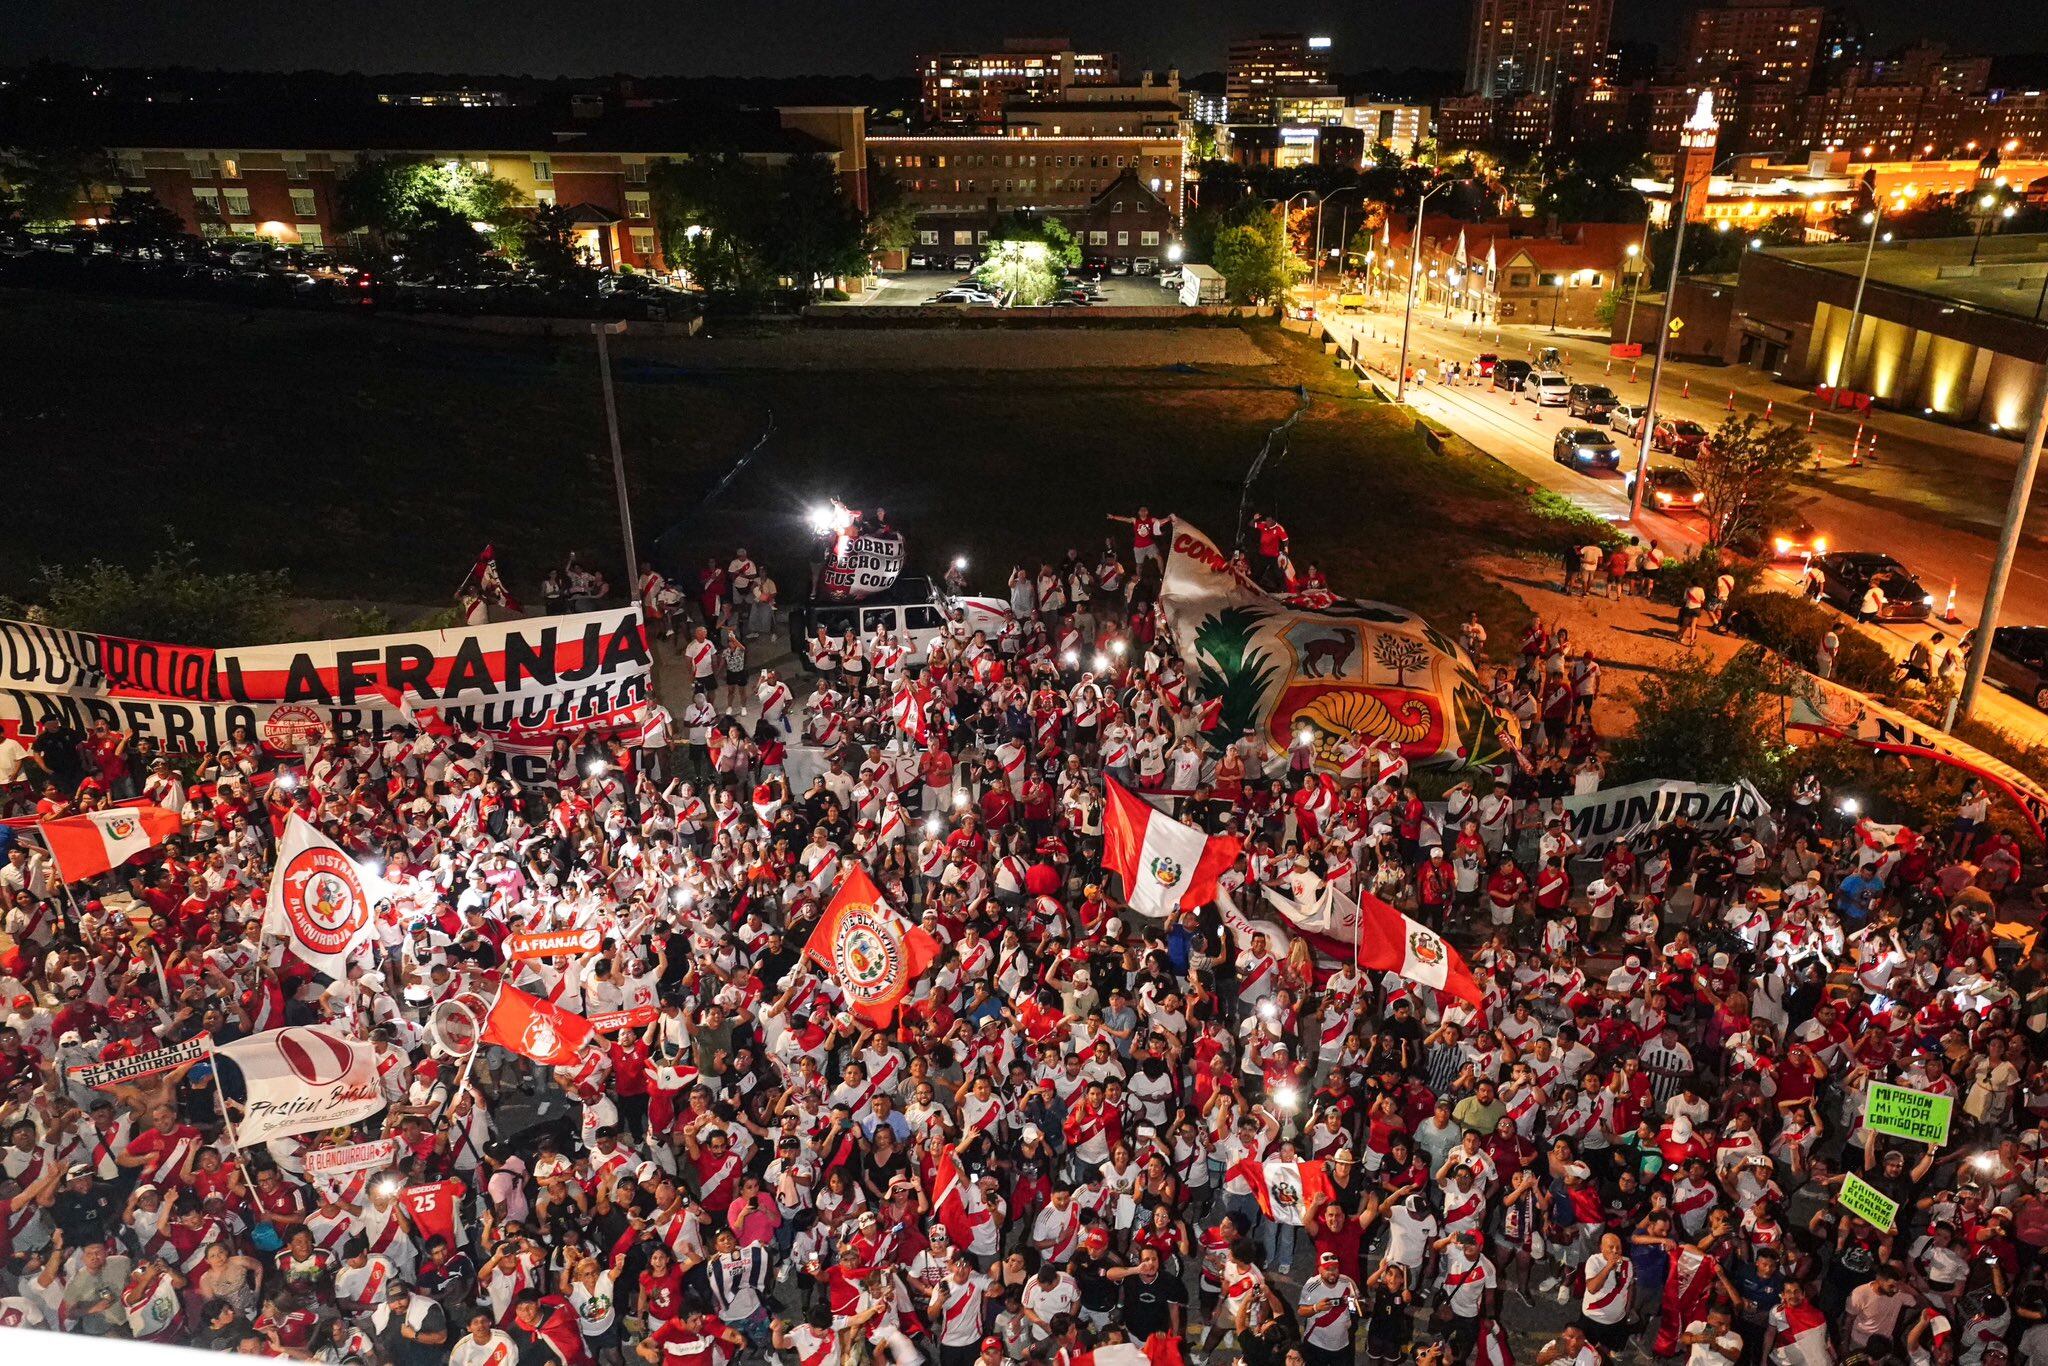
[1839,1172,1900,1233]
[1866,1082,1953,1146]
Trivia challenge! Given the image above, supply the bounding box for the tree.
[98,189,189,253]
[37,537,289,646]
[771,154,870,296]
[333,156,524,258]
[1694,414,1812,548]
[863,163,918,258]
[0,144,116,226]
[1606,645,1795,788]
[973,212,1080,304]
[1187,121,1221,163]
[647,153,777,293]
[1211,210,1305,305]
[515,203,596,286]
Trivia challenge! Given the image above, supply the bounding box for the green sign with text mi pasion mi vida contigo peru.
[1865,1081,1953,1146]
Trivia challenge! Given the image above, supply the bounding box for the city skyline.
[4,0,2043,82]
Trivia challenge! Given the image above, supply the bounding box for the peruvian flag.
[1101,777,1241,918]
[479,981,597,1066]
[1226,1156,1337,1226]
[1354,889,1484,1006]
[1071,1337,1186,1366]
[38,805,181,883]
[890,683,932,747]
[400,1179,469,1248]
[932,1144,1000,1256]
[461,544,522,624]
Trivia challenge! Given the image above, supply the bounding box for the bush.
[1725,590,1898,694]
[1651,546,1758,607]
[1607,645,1796,788]
[38,535,289,645]
[1530,489,1624,552]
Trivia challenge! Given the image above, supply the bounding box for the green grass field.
[2,291,1590,644]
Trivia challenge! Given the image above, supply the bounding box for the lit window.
[219,157,240,179]
[290,188,317,220]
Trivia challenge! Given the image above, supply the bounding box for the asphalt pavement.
[1315,300,2048,749]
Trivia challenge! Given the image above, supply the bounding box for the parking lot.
[855,268,1182,307]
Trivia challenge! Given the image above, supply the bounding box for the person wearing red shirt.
[637,1246,686,1330]
[119,1103,205,1189]
[977,783,1015,830]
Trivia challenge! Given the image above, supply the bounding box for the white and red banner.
[67,1033,211,1089]
[506,927,604,961]
[588,1005,661,1033]
[1354,889,1484,1006]
[0,607,651,783]
[816,505,907,602]
[214,1025,387,1146]
[304,1138,400,1176]
[265,814,375,979]
[479,982,597,1066]
[37,803,182,883]
[1101,777,1242,918]
[1228,1157,1337,1225]
[803,866,939,1026]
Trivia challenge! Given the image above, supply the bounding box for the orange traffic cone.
[1630,363,1640,382]
[1943,581,1962,624]
[1764,399,1774,418]
[1726,389,1737,412]
[1806,410,1816,432]
[1682,380,1690,399]
[1604,359,1613,374]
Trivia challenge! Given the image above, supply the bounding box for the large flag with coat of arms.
[264,813,376,980]
[1354,888,1484,1006]
[1228,1156,1337,1225]
[804,865,939,1026]
[1101,778,1242,918]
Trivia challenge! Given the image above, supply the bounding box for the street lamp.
[1395,179,1457,404]
[1621,242,1644,346]
[1312,185,1365,286]
[1831,206,1888,390]
[1969,193,2016,267]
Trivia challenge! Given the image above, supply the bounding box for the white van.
[788,575,1013,669]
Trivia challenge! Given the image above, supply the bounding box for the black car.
[1988,625,2048,711]
[1567,383,1619,420]
[1811,552,1933,621]
[1491,359,1533,392]
[1552,427,1621,470]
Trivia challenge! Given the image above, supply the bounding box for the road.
[1315,301,2048,748]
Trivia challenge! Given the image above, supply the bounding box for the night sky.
[3,0,2039,78]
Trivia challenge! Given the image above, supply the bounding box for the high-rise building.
[1681,0,1827,89]
[1226,33,1336,123]
[917,38,1119,130]
[1464,0,1614,99]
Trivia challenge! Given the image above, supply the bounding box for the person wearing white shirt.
[1019,1265,1079,1341]
[448,1313,518,1366]
[1680,1309,1745,1366]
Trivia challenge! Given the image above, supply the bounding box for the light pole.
[590,321,641,593]
[1831,206,1888,390]
[1312,186,1363,286]
[1969,195,2018,267]
[1958,372,2048,723]
[1622,243,1643,346]
[1394,180,1454,404]
[1627,200,1699,522]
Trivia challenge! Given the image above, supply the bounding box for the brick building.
[917,39,1119,131]
[868,131,1184,264]
[31,98,865,272]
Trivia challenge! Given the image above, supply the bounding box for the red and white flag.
[803,866,938,1026]
[1101,778,1241,918]
[214,1026,386,1146]
[460,544,522,624]
[479,981,597,1067]
[264,814,375,980]
[37,804,181,883]
[1227,1156,1337,1226]
[1354,889,1484,1006]
[932,1143,1000,1256]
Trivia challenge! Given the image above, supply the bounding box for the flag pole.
[208,1041,266,1205]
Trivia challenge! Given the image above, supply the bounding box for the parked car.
[1109,259,1132,275]
[1986,625,2048,711]
[1808,552,1934,621]
[1567,383,1619,420]
[1491,359,1533,392]
[1525,372,1572,407]
[1608,402,1649,433]
[1766,519,1829,560]
[1474,352,1499,377]
[1623,462,1706,514]
[1552,427,1621,471]
[1157,270,1183,290]
[1633,417,1710,458]
[907,251,931,269]
[950,254,977,271]
[928,289,997,305]
[1133,257,1156,275]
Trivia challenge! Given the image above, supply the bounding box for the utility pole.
[1395,181,1450,404]
[1628,211,1691,523]
[591,321,641,594]
[1957,377,2048,723]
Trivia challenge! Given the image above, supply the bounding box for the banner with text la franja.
[0,606,651,779]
